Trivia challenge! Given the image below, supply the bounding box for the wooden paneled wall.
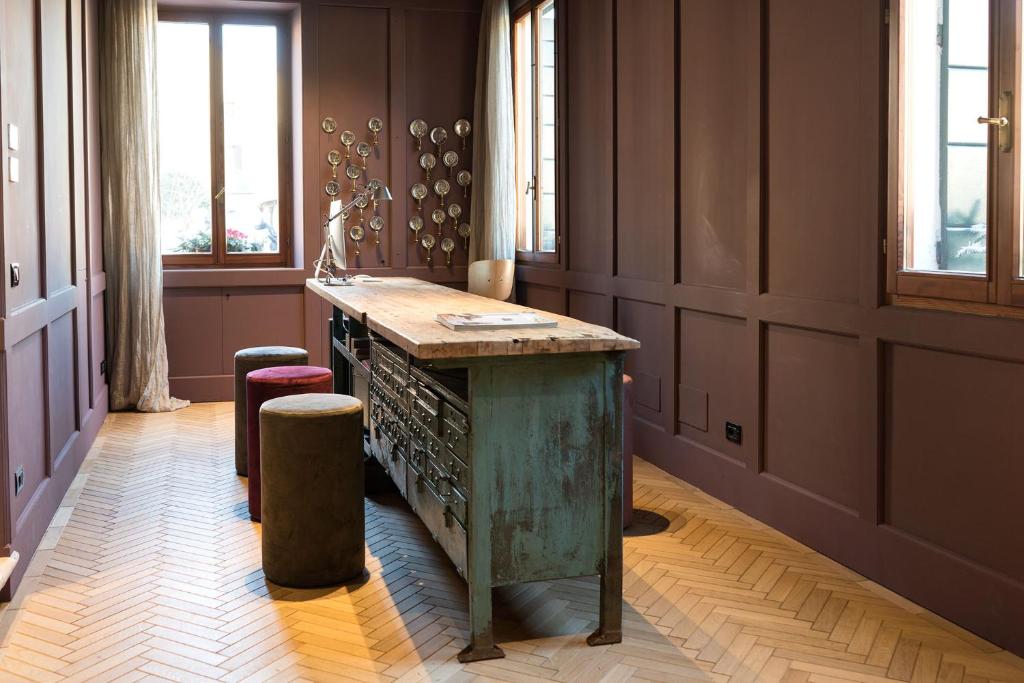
[0,0,107,597]
[163,0,480,400]
[516,0,1024,655]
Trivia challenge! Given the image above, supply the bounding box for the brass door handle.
[977,116,1009,127]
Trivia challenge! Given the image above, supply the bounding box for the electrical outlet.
[9,262,20,287]
[725,421,742,445]
[14,466,24,495]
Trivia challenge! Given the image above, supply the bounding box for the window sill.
[163,266,307,289]
[890,295,1024,322]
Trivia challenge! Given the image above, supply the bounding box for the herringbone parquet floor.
[0,403,1021,683]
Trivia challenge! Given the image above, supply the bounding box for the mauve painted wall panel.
[887,344,1024,582]
[678,310,750,465]
[567,290,611,329]
[766,0,876,304]
[221,288,305,372]
[565,0,613,275]
[164,289,225,379]
[42,0,74,296]
[616,298,666,421]
[2,0,43,309]
[48,312,79,462]
[678,0,752,292]
[764,324,861,513]
[614,0,674,282]
[8,333,47,529]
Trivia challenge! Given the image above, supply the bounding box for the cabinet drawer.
[443,417,469,461]
[442,402,469,434]
[448,485,467,527]
[411,397,440,435]
[445,448,470,494]
[406,471,467,577]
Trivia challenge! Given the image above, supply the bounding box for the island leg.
[458,580,505,662]
[589,356,624,647]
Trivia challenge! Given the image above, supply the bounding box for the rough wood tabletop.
[307,277,640,359]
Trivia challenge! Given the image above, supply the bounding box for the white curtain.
[469,0,517,263]
[99,0,188,412]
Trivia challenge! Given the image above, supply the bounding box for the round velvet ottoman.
[246,365,333,521]
[234,346,308,476]
[260,393,365,588]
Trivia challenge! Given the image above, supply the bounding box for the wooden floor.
[0,404,1021,683]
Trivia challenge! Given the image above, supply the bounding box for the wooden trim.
[894,271,990,303]
[158,9,293,268]
[893,293,1024,321]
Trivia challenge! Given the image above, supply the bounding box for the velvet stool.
[246,365,333,521]
[623,374,634,529]
[260,393,365,587]
[234,346,308,476]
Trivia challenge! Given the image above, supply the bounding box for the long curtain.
[469,0,516,263]
[99,0,188,412]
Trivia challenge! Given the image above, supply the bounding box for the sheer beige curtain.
[99,0,188,412]
[469,0,516,263]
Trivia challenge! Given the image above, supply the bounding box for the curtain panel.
[469,0,517,263]
[99,0,187,412]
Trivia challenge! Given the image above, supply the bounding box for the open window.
[888,0,1024,311]
[513,0,558,263]
[158,11,292,267]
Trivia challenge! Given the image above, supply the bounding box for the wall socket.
[9,263,20,287]
[725,421,742,445]
[14,466,24,495]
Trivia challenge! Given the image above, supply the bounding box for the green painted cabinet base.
[333,308,623,661]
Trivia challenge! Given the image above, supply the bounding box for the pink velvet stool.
[246,365,333,521]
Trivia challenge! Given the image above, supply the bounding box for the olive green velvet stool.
[260,393,366,587]
[234,346,308,476]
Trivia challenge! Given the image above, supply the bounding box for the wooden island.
[307,278,639,662]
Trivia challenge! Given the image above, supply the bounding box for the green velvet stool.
[260,393,366,588]
[234,346,308,476]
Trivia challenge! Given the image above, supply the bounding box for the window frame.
[513,0,560,265]
[887,0,1022,311]
[159,9,293,269]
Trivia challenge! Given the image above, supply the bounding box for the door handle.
[978,91,1013,152]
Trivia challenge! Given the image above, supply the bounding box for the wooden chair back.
[468,259,515,301]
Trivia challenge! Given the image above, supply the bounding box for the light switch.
[10,263,20,288]
[8,156,18,183]
[7,124,18,151]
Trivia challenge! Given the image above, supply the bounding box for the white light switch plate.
[8,156,18,183]
[7,124,18,151]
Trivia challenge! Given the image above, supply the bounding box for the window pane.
[158,22,212,254]
[903,0,988,274]
[223,24,280,254]
[514,12,534,252]
[538,0,556,253]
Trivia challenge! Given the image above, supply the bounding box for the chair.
[468,259,515,300]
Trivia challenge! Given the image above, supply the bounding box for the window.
[158,12,291,267]
[889,0,1024,308]
[513,0,558,262]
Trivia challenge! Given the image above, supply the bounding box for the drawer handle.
[443,505,453,528]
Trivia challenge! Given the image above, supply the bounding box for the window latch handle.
[214,186,226,200]
[977,116,1008,127]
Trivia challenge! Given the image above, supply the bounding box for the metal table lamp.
[314,180,393,285]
